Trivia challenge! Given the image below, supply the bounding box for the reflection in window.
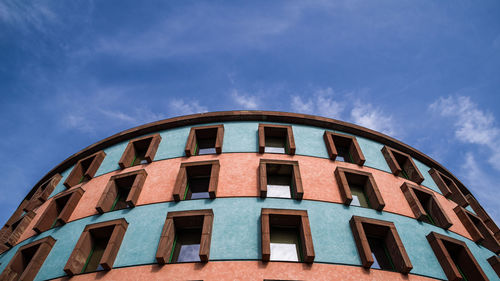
[173,228,202,263]
[267,175,291,199]
[265,136,286,154]
[82,231,111,273]
[367,236,395,271]
[350,184,370,208]
[270,226,300,262]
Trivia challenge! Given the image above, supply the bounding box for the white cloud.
[0,1,58,33]
[290,88,345,119]
[350,101,396,136]
[231,90,259,109]
[169,99,208,116]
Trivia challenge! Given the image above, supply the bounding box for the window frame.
[454,206,500,254]
[334,167,385,210]
[466,194,500,241]
[185,125,224,157]
[63,218,128,276]
[33,187,84,234]
[173,160,220,202]
[488,255,500,278]
[429,168,468,207]
[259,159,303,200]
[3,211,36,248]
[261,208,315,263]
[0,236,56,281]
[258,124,296,155]
[400,182,452,229]
[23,173,62,212]
[381,146,424,184]
[63,150,106,188]
[323,131,365,165]
[118,134,162,169]
[156,209,214,264]
[426,231,488,281]
[349,215,413,274]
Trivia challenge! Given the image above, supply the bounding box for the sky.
[1,0,500,226]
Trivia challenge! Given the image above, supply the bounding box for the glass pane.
[267,185,291,198]
[350,185,370,208]
[190,192,210,199]
[265,146,285,154]
[198,148,216,155]
[270,227,300,262]
[83,237,109,273]
[335,145,350,163]
[265,136,286,153]
[178,244,201,262]
[367,236,394,271]
[187,176,210,199]
[173,229,202,263]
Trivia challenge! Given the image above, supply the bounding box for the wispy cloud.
[290,88,345,119]
[0,1,58,33]
[350,101,397,136]
[168,98,208,116]
[231,89,260,109]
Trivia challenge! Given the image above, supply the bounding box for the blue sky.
[1,1,500,226]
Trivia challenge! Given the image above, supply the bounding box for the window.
[3,211,36,248]
[323,131,365,165]
[400,182,452,229]
[64,151,106,188]
[334,167,384,210]
[64,219,128,276]
[349,216,412,274]
[454,206,500,254]
[33,187,84,234]
[466,194,500,242]
[488,255,500,278]
[156,209,213,264]
[261,209,315,263]
[259,159,303,200]
[118,134,161,169]
[185,125,224,156]
[96,169,147,213]
[427,231,488,281]
[429,168,468,207]
[23,174,62,212]
[258,124,296,155]
[381,146,424,184]
[173,160,220,201]
[0,236,56,281]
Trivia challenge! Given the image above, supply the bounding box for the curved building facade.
[0,111,499,281]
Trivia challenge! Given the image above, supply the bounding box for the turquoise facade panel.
[353,135,392,173]
[95,140,128,176]
[155,126,192,160]
[221,122,259,153]
[48,167,72,199]
[293,124,329,158]
[413,158,440,193]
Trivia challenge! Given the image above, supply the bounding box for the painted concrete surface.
[1,198,498,281]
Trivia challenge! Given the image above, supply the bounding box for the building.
[0,111,499,281]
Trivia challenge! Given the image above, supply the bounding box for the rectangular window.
[488,255,500,278]
[349,216,413,274]
[466,194,500,242]
[454,206,500,254]
[0,236,56,281]
[119,134,161,169]
[96,169,147,214]
[173,161,220,202]
[427,231,488,281]
[323,131,365,165]
[258,124,296,155]
[64,151,106,188]
[259,159,303,200]
[334,167,385,211]
[381,146,424,184]
[261,209,315,263]
[64,219,128,276]
[429,168,468,207]
[156,209,214,264]
[3,211,36,248]
[185,125,224,157]
[23,174,62,212]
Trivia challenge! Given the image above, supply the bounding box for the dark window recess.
[33,187,84,234]
[334,167,385,211]
[454,206,500,254]
[24,174,62,212]
[488,255,500,278]
[64,151,106,188]
[323,131,365,165]
[466,194,500,242]
[64,219,128,276]
[173,161,220,202]
[0,236,56,281]
[261,209,315,263]
[258,124,296,155]
[259,159,303,200]
[96,169,147,214]
[119,134,161,169]
[185,125,224,157]
[349,216,412,274]
[400,182,452,229]
[427,232,488,281]
[381,146,424,184]
[156,209,214,264]
[3,211,36,248]
[429,168,468,207]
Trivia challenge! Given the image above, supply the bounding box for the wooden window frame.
[156,209,214,264]
[63,218,128,276]
[400,182,452,229]
[3,211,36,248]
[259,159,303,200]
[0,236,56,281]
[64,151,106,188]
[488,255,500,278]
[454,206,500,254]
[323,131,365,165]
[334,167,385,210]
[118,134,162,169]
[429,168,468,207]
[33,187,84,234]
[172,160,220,202]
[258,124,296,155]
[426,231,488,281]
[96,169,148,214]
[261,208,315,263]
[23,174,62,212]
[349,216,412,274]
[185,125,224,157]
[381,146,424,184]
[466,194,500,241]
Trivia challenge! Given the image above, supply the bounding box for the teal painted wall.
[1,198,498,281]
